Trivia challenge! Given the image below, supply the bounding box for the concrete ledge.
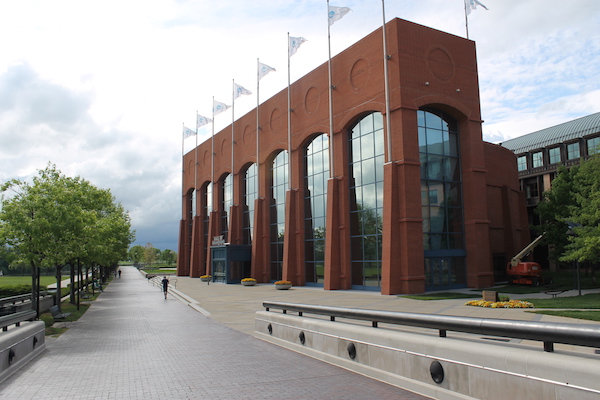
[256,311,600,400]
[0,321,46,384]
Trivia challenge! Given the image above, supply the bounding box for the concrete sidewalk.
[0,266,430,400]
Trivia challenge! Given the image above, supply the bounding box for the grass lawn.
[0,276,56,287]
[530,310,600,322]
[401,292,479,300]
[523,293,600,309]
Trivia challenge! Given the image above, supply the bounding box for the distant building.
[177,18,529,294]
[501,112,600,268]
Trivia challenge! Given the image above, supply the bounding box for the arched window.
[349,112,384,289]
[418,109,466,290]
[270,151,288,281]
[243,163,257,244]
[304,134,329,285]
[221,174,233,241]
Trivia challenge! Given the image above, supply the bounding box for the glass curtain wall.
[243,164,257,244]
[418,109,466,291]
[221,174,232,241]
[270,151,288,281]
[349,113,385,289]
[304,134,329,285]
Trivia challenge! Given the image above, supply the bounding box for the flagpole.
[256,59,261,186]
[287,32,292,191]
[182,123,185,217]
[464,0,470,39]
[195,112,199,216]
[326,0,335,179]
[232,79,235,178]
[381,0,392,163]
[211,97,215,186]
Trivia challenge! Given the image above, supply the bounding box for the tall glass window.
[305,134,329,285]
[349,113,384,289]
[548,147,561,164]
[517,155,527,171]
[221,174,232,241]
[418,109,466,291]
[243,164,258,244]
[587,137,600,155]
[567,142,580,160]
[532,151,543,168]
[202,182,212,272]
[270,151,288,281]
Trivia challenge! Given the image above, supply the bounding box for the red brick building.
[177,18,529,294]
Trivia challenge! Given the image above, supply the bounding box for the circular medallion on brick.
[270,107,282,132]
[242,125,252,147]
[304,86,320,115]
[220,138,229,156]
[350,58,369,91]
[427,46,454,82]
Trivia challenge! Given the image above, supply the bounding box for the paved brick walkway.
[0,267,430,400]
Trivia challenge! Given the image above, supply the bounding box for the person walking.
[118,269,121,278]
[162,276,169,299]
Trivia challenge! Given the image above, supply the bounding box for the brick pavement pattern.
[0,267,430,400]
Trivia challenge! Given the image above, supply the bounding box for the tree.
[161,249,177,266]
[0,164,134,314]
[536,156,600,267]
[561,156,600,264]
[128,245,145,266]
[535,164,577,265]
[142,242,159,267]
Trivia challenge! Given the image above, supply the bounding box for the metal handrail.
[263,301,600,352]
[0,310,37,332]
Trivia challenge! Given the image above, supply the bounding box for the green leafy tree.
[142,242,159,267]
[161,249,177,266]
[0,164,134,313]
[535,164,578,265]
[128,245,145,266]
[561,156,600,264]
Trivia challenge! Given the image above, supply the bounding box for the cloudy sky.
[1,0,599,252]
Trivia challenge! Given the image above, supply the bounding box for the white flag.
[234,83,252,99]
[465,0,488,15]
[258,62,276,80]
[289,36,307,57]
[213,99,231,115]
[196,114,212,129]
[328,6,352,26]
[183,125,196,138]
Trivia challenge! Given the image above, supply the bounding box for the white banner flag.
[234,83,252,99]
[258,62,276,80]
[196,114,212,129]
[213,100,231,115]
[465,0,488,15]
[183,125,196,138]
[328,6,352,26]
[289,36,307,57]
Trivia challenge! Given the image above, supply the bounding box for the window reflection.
[305,134,329,284]
[243,164,257,244]
[270,151,288,281]
[349,113,384,288]
[418,109,466,291]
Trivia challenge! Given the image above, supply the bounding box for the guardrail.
[0,310,37,332]
[263,301,600,352]
[0,291,55,308]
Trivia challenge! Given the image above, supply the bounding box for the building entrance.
[210,244,252,284]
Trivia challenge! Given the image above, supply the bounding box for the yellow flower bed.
[274,280,292,285]
[465,299,534,308]
[241,278,256,282]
